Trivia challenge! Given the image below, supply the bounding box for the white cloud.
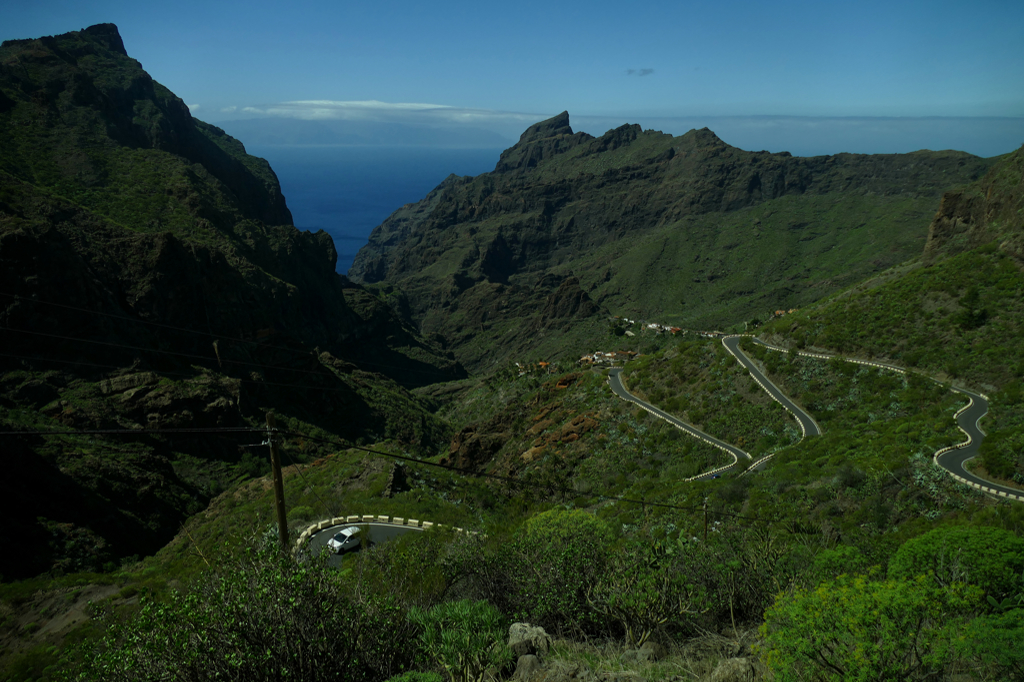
[187,103,200,111]
[235,99,547,131]
[220,106,237,113]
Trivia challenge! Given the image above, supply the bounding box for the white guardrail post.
[604,332,1023,501]
[294,514,479,553]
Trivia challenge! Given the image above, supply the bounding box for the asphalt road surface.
[606,334,1021,500]
[608,367,748,480]
[934,389,1024,499]
[721,335,822,438]
[728,335,1021,500]
[305,522,423,568]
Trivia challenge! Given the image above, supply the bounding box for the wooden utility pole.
[266,412,288,550]
[703,497,709,542]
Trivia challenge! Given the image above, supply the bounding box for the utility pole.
[703,497,709,542]
[266,412,288,551]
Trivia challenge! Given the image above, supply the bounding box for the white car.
[327,526,362,553]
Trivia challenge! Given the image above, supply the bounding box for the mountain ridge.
[350,112,996,371]
[0,23,462,581]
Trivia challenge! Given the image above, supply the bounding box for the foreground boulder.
[509,623,553,657]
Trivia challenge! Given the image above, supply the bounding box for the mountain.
[0,24,463,580]
[924,141,1024,262]
[759,143,1024,481]
[349,111,995,372]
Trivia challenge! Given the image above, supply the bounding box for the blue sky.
[5,0,1024,156]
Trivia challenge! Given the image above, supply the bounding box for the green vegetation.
[73,546,410,682]
[761,575,986,681]
[350,113,993,372]
[409,600,512,682]
[4,22,1024,682]
[622,336,799,458]
[765,244,1024,483]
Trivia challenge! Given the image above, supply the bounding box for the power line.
[0,426,261,437]
[0,349,387,398]
[280,443,338,522]
[0,292,458,378]
[280,430,768,523]
[0,418,767,523]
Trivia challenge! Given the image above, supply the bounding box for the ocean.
[246,145,506,274]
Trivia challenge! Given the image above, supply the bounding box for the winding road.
[607,333,1024,501]
[740,337,1023,500]
[608,367,749,480]
[304,522,423,567]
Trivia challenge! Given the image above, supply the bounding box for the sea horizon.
[247,144,507,274]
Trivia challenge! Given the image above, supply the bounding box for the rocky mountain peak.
[494,111,595,173]
[81,23,128,56]
[518,110,574,143]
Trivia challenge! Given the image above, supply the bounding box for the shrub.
[888,526,1024,600]
[408,600,511,682]
[978,428,1024,481]
[456,510,613,637]
[586,539,706,646]
[760,574,983,681]
[72,546,407,682]
[287,505,315,522]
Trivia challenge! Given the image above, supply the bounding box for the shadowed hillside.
[0,24,463,580]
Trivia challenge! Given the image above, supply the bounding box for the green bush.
[287,505,315,522]
[888,526,1024,600]
[72,546,408,682]
[760,574,983,681]
[454,509,613,637]
[408,600,511,682]
[978,428,1024,480]
[587,539,706,646]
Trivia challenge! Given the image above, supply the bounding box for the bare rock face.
[923,143,1024,262]
[532,277,601,329]
[515,654,543,681]
[924,190,990,259]
[446,426,507,470]
[495,111,595,173]
[508,623,553,658]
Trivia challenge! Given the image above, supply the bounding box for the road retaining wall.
[294,514,475,553]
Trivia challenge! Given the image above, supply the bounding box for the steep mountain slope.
[924,142,1024,262]
[0,24,461,580]
[762,143,1024,480]
[350,112,994,371]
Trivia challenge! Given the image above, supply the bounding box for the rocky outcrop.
[529,277,601,332]
[924,144,1024,262]
[703,657,764,682]
[515,654,543,681]
[494,111,595,173]
[508,623,553,657]
[445,426,508,470]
